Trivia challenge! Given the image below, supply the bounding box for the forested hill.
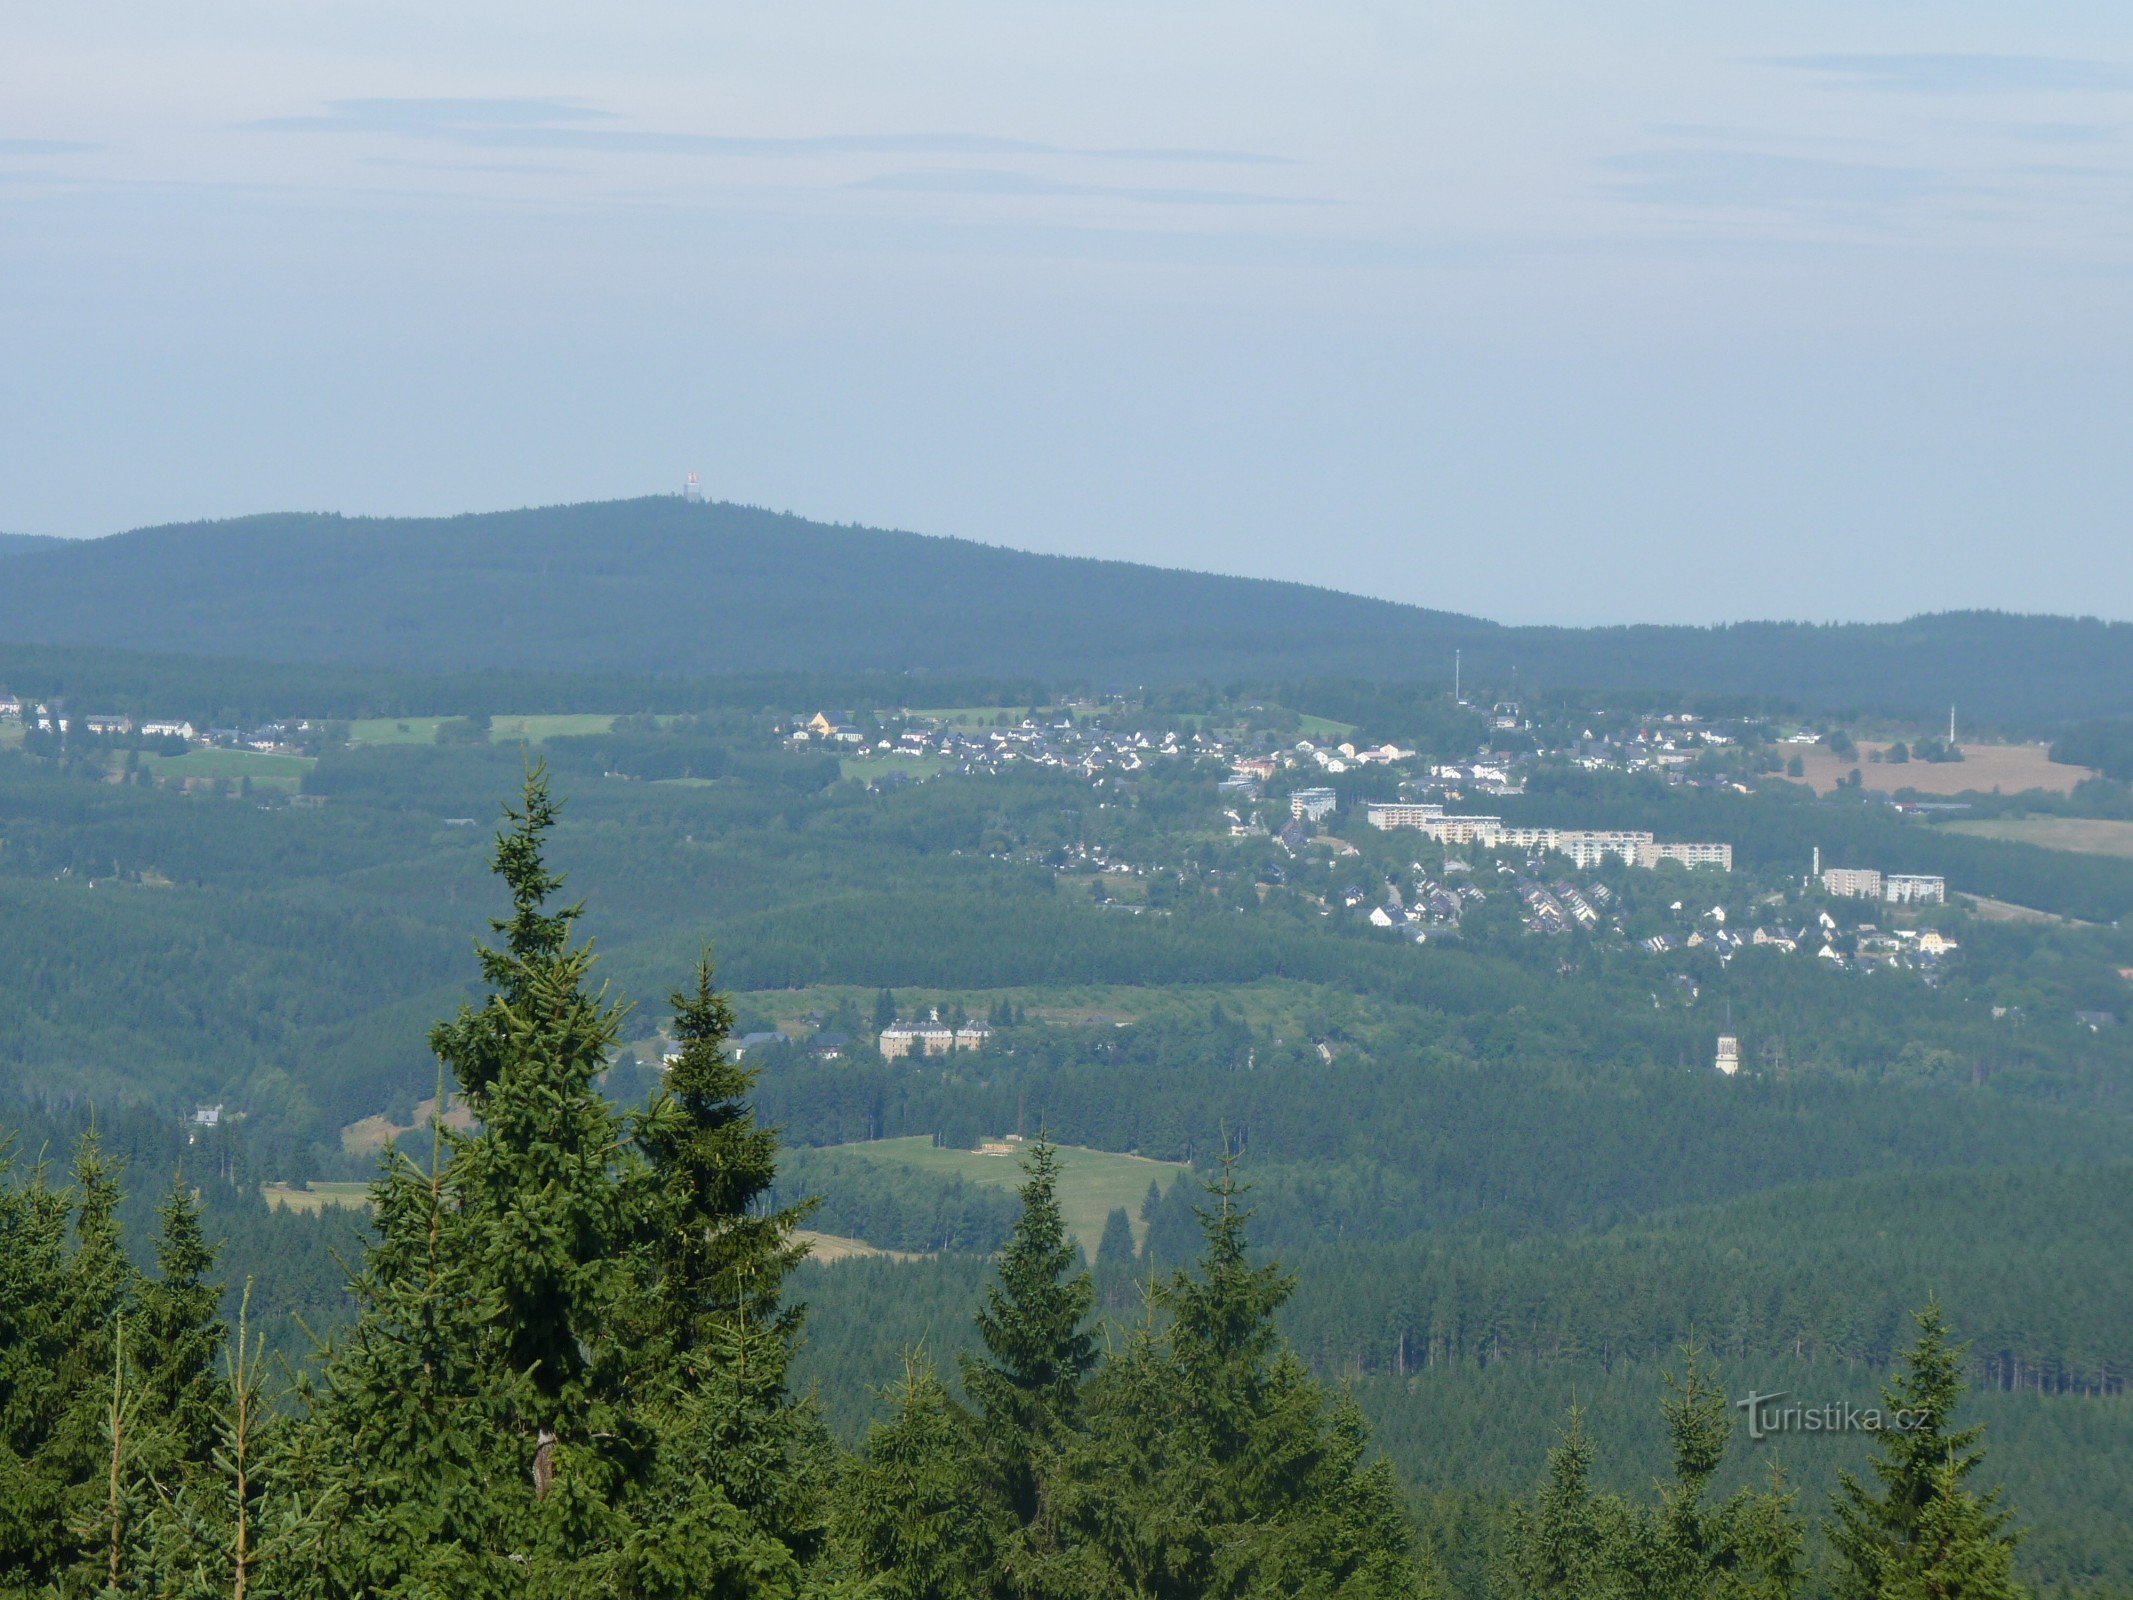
[1,497,2128,722]
[0,532,65,558]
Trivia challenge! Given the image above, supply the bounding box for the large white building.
[1289,787,1338,822]
[1821,867,1884,899]
[1425,814,1506,847]
[1638,841,1734,871]
[1364,802,1446,830]
[1557,829,1654,868]
[1883,873,1946,905]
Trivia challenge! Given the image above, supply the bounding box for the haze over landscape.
[6,8,2133,1600]
[8,2,2133,623]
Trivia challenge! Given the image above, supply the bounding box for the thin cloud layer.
[1770,53,2133,93]
[249,97,1286,165]
[847,169,1324,207]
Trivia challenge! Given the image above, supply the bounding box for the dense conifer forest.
[0,779,2051,1596]
[4,652,2132,1592]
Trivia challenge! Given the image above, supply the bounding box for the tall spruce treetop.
[430,765,632,1418]
[135,1174,229,1476]
[637,953,808,1356]
[1157,1153,1294,1458]
[960,1139,1097,1540]
[307,765,642,1592]
[432,766,576,1106]
[1498,1408,1614,1600]
[1829,1301,2025,1600]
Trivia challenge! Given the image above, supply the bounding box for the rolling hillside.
[0,497,2129,722]
[0,532,65,558]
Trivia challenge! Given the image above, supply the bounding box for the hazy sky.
[3,4,2130,625]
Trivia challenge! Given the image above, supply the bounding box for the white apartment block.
[1501,826,1560,850]
[1883,874,1946,905]
[1290,787,1338,822]
[1821,868,1883,899]
[1364,802,1446,830]
[1557,830,1654,868]
[1637,841,1734,871]
[1423,814,1505,847]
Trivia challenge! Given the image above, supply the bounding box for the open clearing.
[262,1180,372,1213]
[141,748,315,789]
[824,1136,1189,1260]
[349,714,618,746]
[1944,817,2133,859]
[795,1229,933,1265]
[341,1095,477,1156]
[1784,742,2088,797]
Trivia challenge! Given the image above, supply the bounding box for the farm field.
[823,1136,1188,1259]
[1785,741,2089,796]
[1944,817,2133,859]
[140,748,315,789]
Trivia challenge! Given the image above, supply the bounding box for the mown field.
[1946,815,2133,859]
[823,1136,1187,1258]
[140,747,316,789]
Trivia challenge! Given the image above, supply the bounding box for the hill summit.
[0,496,2128,722]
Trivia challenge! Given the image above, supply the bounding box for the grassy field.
[1294,713,1360,739]
[261,1180,373,1214]
[840,753,952,782]
[823,1136,1188,1260]
[1944,817,2133,859]
[1785,742,2087,796]
[349,714,619,746]
[140,748,316,790]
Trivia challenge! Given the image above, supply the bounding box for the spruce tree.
[135,1175,229,1477]
[959,1140,1097,1535]
[841,1355,995,1600]
[1614,1345,1802,1600]
[1828,1302,2025,1600]
[624,953,829,1591]
[303,767,642,1593]
[0,1146,75,1584]
[1057,1156,1431,1599]
[50,1131,146,1596]
[1498,1409,1615,1600]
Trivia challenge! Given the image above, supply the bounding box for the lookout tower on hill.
[682,471,703,503]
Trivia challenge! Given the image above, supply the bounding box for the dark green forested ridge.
[3,497,2133,719]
